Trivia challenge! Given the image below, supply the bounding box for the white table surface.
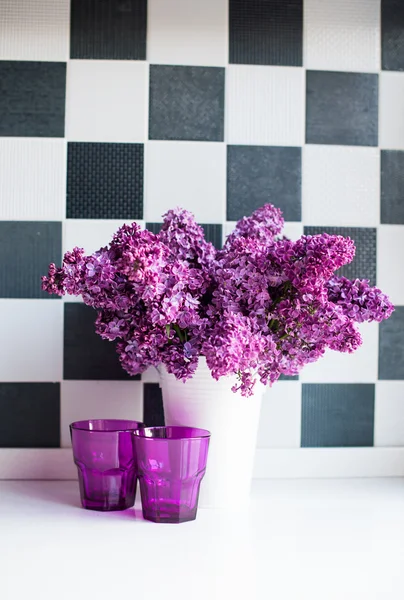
[1,478,404,600]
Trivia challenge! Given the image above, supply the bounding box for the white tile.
[226,66,305,146]
[375,382,404,447]
[0,0,69,61]
[380,73,404,150]
[302,145,380,227]
[223,222,236,244]
[63,220,145,255]
[63,294,83,304]
[377,226,404,305]
[282,222,304,241]
[144,141,226,223]
[65,61,148,143]
[0,139,66,221]
[147,0,227,66]
[257,382,302,448]
[141,367,161,383]
[0,300,62,382]
[304,0,380,72]
[61,381,143,447]
[300,322,379,384]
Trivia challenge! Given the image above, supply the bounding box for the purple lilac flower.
[159,208,215,267]
[42,204,394,396]
[225,203,284,246]
[326,276,394,323]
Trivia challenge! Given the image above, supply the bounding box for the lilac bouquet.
[43,205,393,396]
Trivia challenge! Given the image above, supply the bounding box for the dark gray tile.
[382,0,404,71]
[301,384,375,447]
[279,374,299,381]
[143,383,165,427]
[149,65,225,141]
[201,224,223,249]
[145,222,163,235]
[0,383,60,448]
[303,226,377,286]
[381,151,404,224]
[379,306,404,379]
[229,0,303,66]
[306,71,378,146]
[0,61,66,137]
[227,146,301,222]
[0,222,62,299]
[70,0,147,60]
[67,143,143,219]
[146,223,223,248]
[64,303,141,380]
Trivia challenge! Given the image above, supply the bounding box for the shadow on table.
[16,481,145,521]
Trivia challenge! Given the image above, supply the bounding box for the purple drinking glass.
[70,419,143,511]
[133,426,211,523]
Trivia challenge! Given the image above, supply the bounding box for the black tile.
[143,383,165,427]
[67,143,144,219]
[146,222,223,248]
[379,306,404,379]
[382,0,404,71]
[303,226,377,286]
[301,384,375,447]
[0,383,60,448]
[70,0,147,60]
[149,65,225,142]
[64,303,141,380]
[0,61,66,137]
[229,0,303,66]
[0,222,62,299]
[306,71,378,147]
[227,145,301,221]
[381,150,404,224]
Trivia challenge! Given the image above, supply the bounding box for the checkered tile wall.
[0,0,403,455]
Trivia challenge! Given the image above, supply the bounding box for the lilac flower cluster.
[42,204,394,396]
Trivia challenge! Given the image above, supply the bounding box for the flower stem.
[173,324,185,343]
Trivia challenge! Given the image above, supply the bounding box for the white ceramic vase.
[159,358,264,509]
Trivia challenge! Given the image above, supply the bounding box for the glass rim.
[132,425,211,440]
[70,419,144,433]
